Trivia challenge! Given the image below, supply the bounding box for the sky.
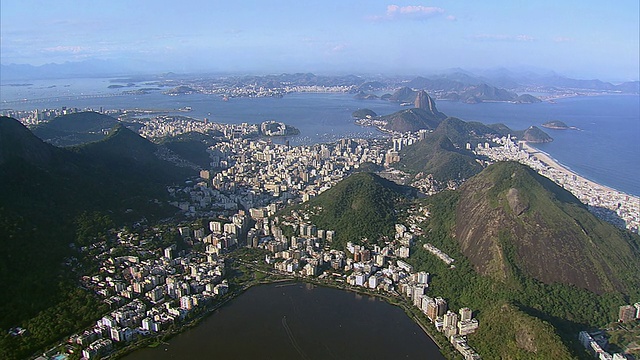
[1,0,639,81]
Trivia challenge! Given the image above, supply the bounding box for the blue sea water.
[2,79,638,195]
[437,96,640,196]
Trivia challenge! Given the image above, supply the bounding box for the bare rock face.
[506,188,529,216]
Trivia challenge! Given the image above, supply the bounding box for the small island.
[542,120,578,130]
[260,120,300,136]
[352,108,378,119]
[353,91,380,100]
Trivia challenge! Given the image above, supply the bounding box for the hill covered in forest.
[0,117,192,341]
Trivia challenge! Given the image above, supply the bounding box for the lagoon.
[123,282,445,360]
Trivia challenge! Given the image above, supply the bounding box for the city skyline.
[1,0,639,81]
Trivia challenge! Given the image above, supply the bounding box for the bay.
[2,79,638,195]
[123,282,444,360]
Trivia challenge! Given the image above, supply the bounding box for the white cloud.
[331,44,347,53]
[368,4,448,21]
[43,46,84,53]
[553,36,573,43]
[470,34,536,42]
[389,5,444,16]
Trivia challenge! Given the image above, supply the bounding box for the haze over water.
[2,79,638,196]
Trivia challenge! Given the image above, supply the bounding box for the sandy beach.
[520,142,622,195]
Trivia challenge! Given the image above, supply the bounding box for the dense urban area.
[3,105,639,360]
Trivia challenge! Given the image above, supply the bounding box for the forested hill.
[0,117,189,357]
[285,172,412,250]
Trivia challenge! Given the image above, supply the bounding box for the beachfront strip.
[473,136,640,233]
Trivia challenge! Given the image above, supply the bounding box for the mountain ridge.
[455,161,640,294]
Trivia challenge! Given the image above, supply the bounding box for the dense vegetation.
[0,117,191,358]
[351,108,378,119]
[431,117,502,147]
[514,125,553,143]
[297,172,410,250]
[31,111,120,146]
[404,163,640,358]
[157,131,220,169]
[398,132,483,182]
[379,108,444,132]
[456,161,640,295]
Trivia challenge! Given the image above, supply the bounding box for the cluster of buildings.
[171,134,406,219]
[260,120,288,136]
[160,78,356,98]
[133,115,259,140]
[1,106,112,125]
[252,204,481,359]
[50,226,231,359]
[474,136,640,233]
[423,243,455,266]
[576,303,638,360]
[193,82,355,98]
[578,331,629,360]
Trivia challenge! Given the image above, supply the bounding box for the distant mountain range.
[3,61,637,98]
[0,59,167,80]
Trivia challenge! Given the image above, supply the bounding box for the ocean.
[2,79,638,195]
[436,95,640,196]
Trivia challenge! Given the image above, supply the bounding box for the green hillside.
[71,124,192,185]
[0,117,188,358]
[295,172,410,250]
[352,108,378,119]
[456,161,640,294]
[398,132,483,182]
[158,131,220,169]
[406,162,640,358]
[379,108,445,132]
[514,126,554,143]
[432,117,503,147]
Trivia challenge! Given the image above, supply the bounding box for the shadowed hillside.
[0,117,191,341]
[31,111,119,146]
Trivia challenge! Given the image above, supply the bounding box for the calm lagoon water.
[123,283,445,360]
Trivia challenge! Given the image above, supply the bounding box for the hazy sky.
[1,0,638,80]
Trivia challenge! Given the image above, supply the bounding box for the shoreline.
[115,275,453,360]
[520,141,632,197]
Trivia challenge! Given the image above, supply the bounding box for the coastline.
[520,142,621,195]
